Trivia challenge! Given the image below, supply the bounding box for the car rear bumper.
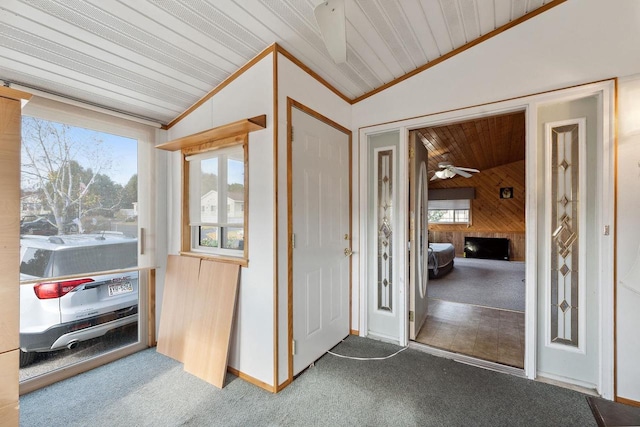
[20,305,138,352]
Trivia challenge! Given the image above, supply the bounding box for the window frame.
[181,135,249,266]
[18,96,154,394]
[428,199,472,225]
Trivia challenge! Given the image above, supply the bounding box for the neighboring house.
[20,193,47,219]
[2,2,640,423]
[200,190,244,224]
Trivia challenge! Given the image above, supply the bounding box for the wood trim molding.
[350,329,359,336]
[613,77,619,399]
[148,269,157,347]
[179,252,249,268]
[272,48,280,391]
[0,86,32,101]
[157,115,265,152]
[276,378,292,393]
[166,45,276,129]
[286,97,294,382]
[616,397,640,408]
[227,366,276,393]
[351,0,567,104]
[274,45,352,104]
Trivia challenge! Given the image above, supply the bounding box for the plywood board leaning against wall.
[156,255,201,362]
[184,260,240,388]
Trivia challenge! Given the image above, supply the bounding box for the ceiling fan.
[431,162,480,181]
[314,0,347,64]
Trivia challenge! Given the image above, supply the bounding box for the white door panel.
[409,133,429,340]
[536,96,600,388]
[292,107,350,375]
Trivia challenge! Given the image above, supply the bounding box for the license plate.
[108,282,133,296]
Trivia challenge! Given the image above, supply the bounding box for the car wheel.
[19,349,35,368]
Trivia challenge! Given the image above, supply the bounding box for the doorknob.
[344,248,353,257]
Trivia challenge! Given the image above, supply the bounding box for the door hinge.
[409,311,414,322]
[409,146,415,159]
[604,225,610,236]
[292,339,296,355]
[292,233,296,248]
[291,126,294,141]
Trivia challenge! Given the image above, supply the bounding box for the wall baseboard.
[616,397,640,407]
[227,366,275,393]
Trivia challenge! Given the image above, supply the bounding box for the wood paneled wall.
[429,160,525,261]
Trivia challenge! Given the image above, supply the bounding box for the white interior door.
[409,133,429,340]
[292,107,350,375]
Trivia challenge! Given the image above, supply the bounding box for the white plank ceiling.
[0,0,558,125]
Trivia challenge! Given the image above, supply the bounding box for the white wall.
[166,53,275,386]
[350,0,640,399]
[276,53,352,386]
[616,74,640,402]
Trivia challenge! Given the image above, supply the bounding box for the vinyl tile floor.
[415,298,525,369]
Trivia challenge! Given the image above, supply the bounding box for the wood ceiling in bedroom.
[415,110,526,177]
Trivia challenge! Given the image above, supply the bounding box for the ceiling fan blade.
[455,167,480,173]
[430,173,440,181]
[453,169,472,178]
[314,0,347,64]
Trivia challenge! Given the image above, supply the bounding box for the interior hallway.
[415,299,525,369]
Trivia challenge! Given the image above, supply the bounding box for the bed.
[428,243,455,279]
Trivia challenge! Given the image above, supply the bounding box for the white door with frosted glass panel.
[536,96,610,390]
[292,107,351,375]
[409,133,429,340]
[366,131,402,342]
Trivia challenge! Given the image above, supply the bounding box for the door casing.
[357,80,615,398]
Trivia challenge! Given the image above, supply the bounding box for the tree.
[200,172,218,196]
[228,183,244,193]
[21,117,113,234]
[120,174,137,209]
[81,173,124,217]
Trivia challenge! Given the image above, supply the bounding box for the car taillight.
[33,278,95,299]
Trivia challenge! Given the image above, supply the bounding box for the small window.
[187,144,246,257]
[428,199,471,224]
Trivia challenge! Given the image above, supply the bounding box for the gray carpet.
[428,257,526,312]
[20,336,595,427]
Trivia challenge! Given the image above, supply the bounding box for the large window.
[20,116,140,377]
[188,143,247,257]
[428,199,471,224]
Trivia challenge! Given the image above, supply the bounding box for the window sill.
[180,251,248,268]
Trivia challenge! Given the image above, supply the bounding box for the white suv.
[19,233,139,367]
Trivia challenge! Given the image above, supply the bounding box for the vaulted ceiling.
[0,0,561,125]
[415,110,526,178]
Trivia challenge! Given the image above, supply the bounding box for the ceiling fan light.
[314,0,347,64]
[444,168,456,178]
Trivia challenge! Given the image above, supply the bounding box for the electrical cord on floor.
[327,346,409,361]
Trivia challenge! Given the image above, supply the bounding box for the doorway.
[288,101,352,377]
[409,111,527,369]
